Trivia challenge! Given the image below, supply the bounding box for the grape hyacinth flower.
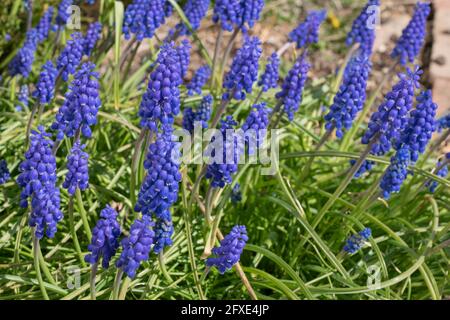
[182,95,213,133]
[288,10,327,49]
[346,0,380,56]
[206,116,242,188]
[36,6,54,43]
[186,65,211,96]
[153,218,174,254]
[16,85,29,112]
[398,90,437,162]
[258,52,280,92]
[85,205,121,268]
[32,61,58,105]
[116,215,155,278]
[56,0,73,26]
[223,36,262,101]
[427,154,450,193]
[391,2,431,66]
[175,0,210,35]
[231,183,242,204]
[213,0,242,32]
[135,125,182,223]
[83,22,102,56]
[206,225,248,274]
[63,142,89,196]
[0,160,10,185]
[139,42,182,131]
[380,148,411,199]
[354,67,422,177]
[437,114,450,132]
[324,52,372,138]
[242,103,270,154]
[275,52,310,121]
[123,0,168,41]
[176,39,191,78]
[8,29,38,78]
[56,32,84,81]
[239,0,265,29]
[343,228,371,254]
[52,62,101,140]
[17,126,62,239]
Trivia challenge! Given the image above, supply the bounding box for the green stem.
[210,28,224,89]
[112,269,123,300]
[75,188,92,241]
[219,27,241,81]
[25,102,38,147]
[159,252,173,283]
[68,197,86,268]
[32,231,49,300]
[181,170,205,299]
[118,277,131,300]
[90,262,98,300]
[130,129,148,209]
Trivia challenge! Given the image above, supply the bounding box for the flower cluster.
[83,22,102,56]
[354,67,421,177]
[139,42,182,131]
[380,148,411,199]
[288,10,327,49]
[16,85,29,111]
[398,90,437,162]
[52,62,101,140]
[324,52,372,138]
[123,0,169,41]
[153,218,174,254]
[346,0,380,55]
[223,36,262,101]
[205,116,242,188]
[0,160,10,185]
[276,52,310,121]
[17,126,62,239]
[183,95,213,133]
[135,125,181,250]
[186,65,211,96]
[242,103,270,154]
[258,52,280,92]
[32,61,58,105]
[240,0,265,29]
[427,154,450,193]
[36,6,54,43]
[116,215,155,278]
[206,225,248,274]
[213,0,243,32]
[363,67,421,155]
[56,0,73,26]
[85,205,121,268]
[8,29,38,78]
[63,142,89,196]
[343,228,371,254]
[175,0,210,35]
[56,32,84,81]
[176,39,191,78]
[391,2,431,66]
